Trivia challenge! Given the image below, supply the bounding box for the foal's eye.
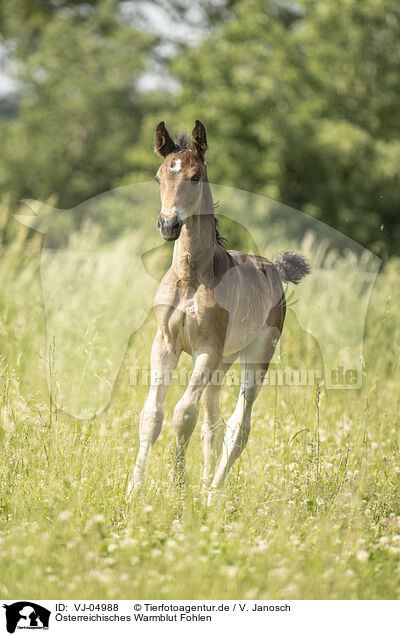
[154,175,160,184]
[191,172,201,182]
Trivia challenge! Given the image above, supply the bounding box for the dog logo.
[3,602,50,633]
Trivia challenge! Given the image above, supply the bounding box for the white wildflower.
[356,550,368,563]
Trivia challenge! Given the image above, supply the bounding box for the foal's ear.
[154,121,177,157]
[191,120,207,162]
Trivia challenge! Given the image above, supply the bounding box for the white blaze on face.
[169,158,182,173]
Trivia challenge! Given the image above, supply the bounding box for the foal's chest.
[171,284,208,330]
[166,283,228,354]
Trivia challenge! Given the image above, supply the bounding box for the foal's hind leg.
[201,362,231,489]
[211,323,281,490]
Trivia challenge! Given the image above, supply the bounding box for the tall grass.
[0,199,399,599]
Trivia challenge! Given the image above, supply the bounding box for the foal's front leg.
[173,351,220,485]
[133,329,180,492]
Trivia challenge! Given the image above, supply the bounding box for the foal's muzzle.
[157,214,183,241]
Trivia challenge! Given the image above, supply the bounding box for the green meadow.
[0,201,399,600]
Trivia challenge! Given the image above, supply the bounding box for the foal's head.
[154,120,209,241]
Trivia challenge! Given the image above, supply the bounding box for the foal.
[133,120,309,493]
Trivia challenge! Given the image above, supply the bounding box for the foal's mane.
[214,218,228,248]
[175,131,190,150]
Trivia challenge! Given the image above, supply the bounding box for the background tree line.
[0,0,399,257]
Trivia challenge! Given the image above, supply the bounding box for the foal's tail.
[274,251,311,285]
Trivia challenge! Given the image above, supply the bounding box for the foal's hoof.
[127,473,144,500]
[126,480,134,498]
[206,488,217,507]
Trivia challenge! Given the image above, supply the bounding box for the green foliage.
[0,0,159,209]
[1,0,399,255]
[169,0,400,256]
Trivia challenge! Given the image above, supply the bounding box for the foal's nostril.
[171,218,180,232]
[157,214,182,240]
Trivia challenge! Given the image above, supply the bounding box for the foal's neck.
[172,183,216,282]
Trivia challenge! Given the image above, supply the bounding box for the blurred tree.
[0,0,159,210]
[164,0,400,256]
[0,0,239,213]
[0,0,101,52]
[1,0,400,255]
